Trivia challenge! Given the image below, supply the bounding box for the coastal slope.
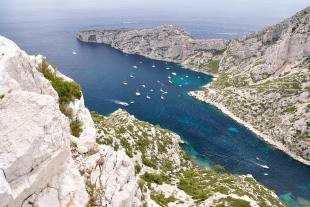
[0,36,286,206]
[77,6,310,164]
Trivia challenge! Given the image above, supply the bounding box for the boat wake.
[255,163,270,169]
[112,100,129,106]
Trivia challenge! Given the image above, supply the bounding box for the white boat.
[142,84,146,88]
[166,67,170,70]
[146,94,151,99]
[136,91,141,96]
[172,72,177,76]
[179,85,182,87]
[130,101,135,104]
[186,75,189,78]
[264,173,268,176]
[163,91,168,95]
[152,64,156,68]
[72,50,77,55]
[150,89,154,92]
[157,80,160,83]
[114,100,129,106]
[160,88,164,93]
[168,80,172,83]
[168,75,171,79]
[132,65,138,69]
[130,74,135,78]
[161,96,164,100]
[123,81,128,85]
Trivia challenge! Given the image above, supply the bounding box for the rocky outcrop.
[191,7,310,164]
[0,36,88,207]
[90,110,285,207]
[77,6,310,164]
[77,25,229,74]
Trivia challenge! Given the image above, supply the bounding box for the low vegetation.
[207,59,220,73]
[39,59,81,104]
[151,192,177,207]
[38,59,83,137]
[70,120,83,137]
[91,110,285,207]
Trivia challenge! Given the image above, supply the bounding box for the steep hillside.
[191,7,310,164]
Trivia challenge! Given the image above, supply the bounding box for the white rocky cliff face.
[0,36,145,207]
[0,36,88,207]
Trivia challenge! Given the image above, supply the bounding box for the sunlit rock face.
[0,36,88,207]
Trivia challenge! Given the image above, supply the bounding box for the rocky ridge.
[76,25,229,74]
[0,36,286,206]
[77,6,310,164]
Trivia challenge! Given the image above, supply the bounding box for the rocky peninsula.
[77,6,310,165]
[0,36,286,206]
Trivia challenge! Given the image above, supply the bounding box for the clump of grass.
[207,59,220,74]
[213,164,226,172]
[283,106,297,113]
[135,163,142,175]
[70,120,83,137]
[151,192,177,207]
[142,156,157,169]
[0,94,4,100]
[39,59,81,105]
[141,172,170,185]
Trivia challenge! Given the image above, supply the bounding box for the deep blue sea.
[1,1,309,206]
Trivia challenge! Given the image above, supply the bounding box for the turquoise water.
[1,1,309,206]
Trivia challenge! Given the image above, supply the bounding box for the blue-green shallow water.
[1,1,310,206]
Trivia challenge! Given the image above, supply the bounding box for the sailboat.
[123,81,128,85]
[146,93,151,99]
[136,91,141,96]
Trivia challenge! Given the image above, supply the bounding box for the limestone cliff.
[0,36,88,207]
[77,25,229,74]
[77,6,310,164]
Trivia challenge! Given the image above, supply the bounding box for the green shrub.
[141,172,170,185]
[70,120,83,137]
[135,164,142,175]
[213,164,226,172]
[151,192,177,207]
[120,138,133,157]
[207,59,220,73]
[0,94,4,100]
[39,59,81,105]
[283,106,297,113]
[142,156,157,169]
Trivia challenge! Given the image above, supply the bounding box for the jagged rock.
[0,36,88,207]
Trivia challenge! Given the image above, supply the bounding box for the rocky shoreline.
[189,90,310,166]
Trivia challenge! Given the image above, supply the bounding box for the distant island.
[77,7,310,165]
